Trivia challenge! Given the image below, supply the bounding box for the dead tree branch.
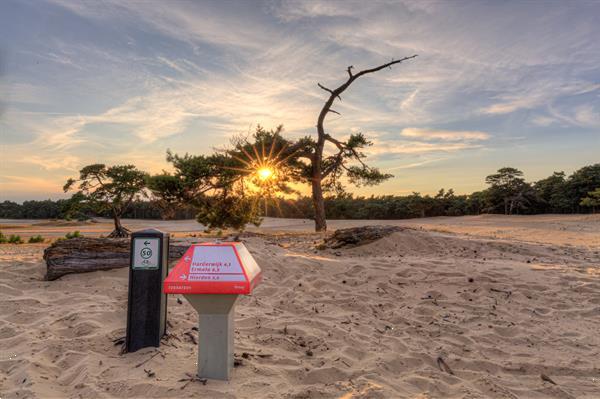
[310,54,418,231]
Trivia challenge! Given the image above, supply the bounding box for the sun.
[257,167,274,181]
[222,135,295,194]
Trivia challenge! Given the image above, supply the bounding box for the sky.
[1,0,599,202]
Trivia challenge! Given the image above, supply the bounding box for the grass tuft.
[28,235,45,243]
[65,231,82,239]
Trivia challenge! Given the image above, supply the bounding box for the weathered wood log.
[43,238,191,281]
[323,225,405,249]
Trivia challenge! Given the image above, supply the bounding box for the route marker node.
[126,229,169,353]
[164,242,262,380]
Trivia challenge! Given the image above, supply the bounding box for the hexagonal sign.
[164,242,262,295]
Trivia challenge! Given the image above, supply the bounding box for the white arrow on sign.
[184,256,191,262]
[180,274,187,280]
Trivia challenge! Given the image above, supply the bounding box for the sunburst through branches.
[257,167,274,181]
[223,135,297,217]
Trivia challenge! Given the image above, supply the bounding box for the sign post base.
[184,294,238,380]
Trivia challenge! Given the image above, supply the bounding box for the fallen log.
[43,238,191,280]
[323,225,405,249]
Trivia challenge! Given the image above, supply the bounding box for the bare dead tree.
[310,55,418,231]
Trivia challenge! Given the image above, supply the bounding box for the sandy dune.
[2,214,598,249]
[1,215,599,398]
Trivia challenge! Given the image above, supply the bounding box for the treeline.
[0,199,196,220]
[1,164,598,221]
[271,164,599,219]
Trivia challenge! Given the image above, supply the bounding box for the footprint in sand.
[54,320,103,338]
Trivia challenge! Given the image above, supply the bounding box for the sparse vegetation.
[6,234,24,244]
[65,231,82,239]
[28,235,45,243]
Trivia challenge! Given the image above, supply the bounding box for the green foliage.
[28,235,45,243]
[65,231,82,239]
[2,162,599,224]
[580,188,600,211]
[346,165,392,187]
[533,172,570,213]
[146,173,184,203]
[568,164,600,211]
[197,195,261,231]
[146,173,185,219]
[0,199,195,220]
[64,164,148,212]
[0,199,70,219]
[0,232,6,244]
[289,130,393,194]
[485,167,535,214]
[61,192,93,221]
[8,234,24,244]
[485,167,524,186]
[230,126,302,196]
[148,126,299,230]
[164,152,219,200]
[64,164,148,236]
[261,191,485,220]
[346,132,370,149]
[148,151,240,206]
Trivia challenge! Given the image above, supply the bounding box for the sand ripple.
[1,217,599,398]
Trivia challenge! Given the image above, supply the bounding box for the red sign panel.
[164,243,262,295]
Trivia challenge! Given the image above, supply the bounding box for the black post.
[126,228,169,353]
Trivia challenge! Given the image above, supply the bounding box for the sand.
[2,214,598,249]
[1,215,599,398]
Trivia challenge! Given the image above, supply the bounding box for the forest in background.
[1,163,598,221]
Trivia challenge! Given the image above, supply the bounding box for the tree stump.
[43,237,191,280]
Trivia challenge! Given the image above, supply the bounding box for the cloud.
[30,1,600,141]
[573,105,600,128]
[482,96,542,115]
[271,1,359,21]
[386,157,447,171]
[400,128,489,141]
[48,0,275,50]
[11,74,316,159]
[0,82,52,105]
[34,115,88,150]
[21,155,81,171]
[369,141,482,155]
[545,103,600,129]
[531,115,557,127]
[2,0,600,200]
[482,82,600,115]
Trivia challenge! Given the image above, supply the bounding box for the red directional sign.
[164,242,262,295]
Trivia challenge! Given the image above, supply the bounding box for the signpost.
[164,242,262,380]
[126,229,169,353]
